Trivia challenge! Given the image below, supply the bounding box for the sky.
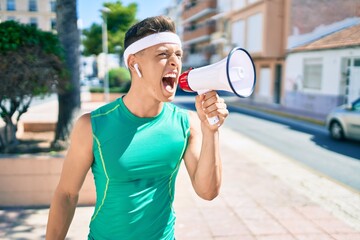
[78,0,173,29]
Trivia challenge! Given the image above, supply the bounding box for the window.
[232,19,245,48]
[218,0,232,12]
[29,0,37,11]
[247,13,263,52]
[303,58,323,90]
[7,0,16,11]
[354,58,360,67]
[234,0,245,10]
[29,17,38,28]
[259,67,271,97]
[51,19,56,30]
[50,0,56,12]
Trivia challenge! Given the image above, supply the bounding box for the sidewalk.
[1,98,360,240]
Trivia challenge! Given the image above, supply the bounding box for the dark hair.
[124,16,176,50]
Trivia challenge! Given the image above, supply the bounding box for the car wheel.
[330,121,344,140]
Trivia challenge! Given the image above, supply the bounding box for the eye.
[176,53,182,59]
[158,52,167,57]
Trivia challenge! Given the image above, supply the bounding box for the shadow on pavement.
[0,207,47,239]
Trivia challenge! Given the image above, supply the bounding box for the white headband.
[123,32,182,68]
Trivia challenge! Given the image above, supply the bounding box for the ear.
[127,54,136,69]
[127,55,140,77]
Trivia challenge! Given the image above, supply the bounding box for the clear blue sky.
[78,0,172,29]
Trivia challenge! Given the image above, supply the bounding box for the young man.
[46,16,229,239]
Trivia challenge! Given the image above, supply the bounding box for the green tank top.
[88,97,190,240]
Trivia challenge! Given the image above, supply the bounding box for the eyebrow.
[155,48,183,54]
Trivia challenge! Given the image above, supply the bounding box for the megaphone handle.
[197,89,220,125]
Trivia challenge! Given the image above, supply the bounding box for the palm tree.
[53,0,81,148]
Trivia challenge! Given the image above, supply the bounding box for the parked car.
[326,98,360,141]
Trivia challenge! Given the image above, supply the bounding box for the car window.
[353,99,360,111]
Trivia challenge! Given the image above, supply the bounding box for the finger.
[202,93,220,109]
[206,107,229,119]
[194,94,208,121]
[203,102,227,115]
[195,94,205,111]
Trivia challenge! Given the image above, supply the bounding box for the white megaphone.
[179,47,256,125]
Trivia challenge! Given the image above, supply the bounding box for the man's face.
[135,43,183,102]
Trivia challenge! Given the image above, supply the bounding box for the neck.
[122,90,164,118]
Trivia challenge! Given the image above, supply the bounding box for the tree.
[82,23,102,56]
[53,0,81,148]
[0,21,65,153]
[82,1,137,56]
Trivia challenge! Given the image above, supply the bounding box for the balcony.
[183,21,216,43]
[183,0,217,21]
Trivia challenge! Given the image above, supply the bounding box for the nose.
[168,53,181,67]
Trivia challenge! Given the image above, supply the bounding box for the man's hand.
[194,90,229,131]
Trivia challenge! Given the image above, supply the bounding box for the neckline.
[118,97,166,123]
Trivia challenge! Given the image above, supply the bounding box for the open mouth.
[162,72,177,93]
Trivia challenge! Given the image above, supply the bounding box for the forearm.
[46,188,78,240]
[194,127,222,200]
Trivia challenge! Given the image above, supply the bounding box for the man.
[46,16,229,239]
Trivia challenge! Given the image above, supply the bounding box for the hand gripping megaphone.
[179,47,256,125]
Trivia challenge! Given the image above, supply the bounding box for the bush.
[89,81,130,93]
[108,67,130,88]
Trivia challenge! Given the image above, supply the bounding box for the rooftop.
[292,23,360,52]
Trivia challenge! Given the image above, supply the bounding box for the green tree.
[0,21,65,152]
[82,1,137,56]
[82,23,102,56]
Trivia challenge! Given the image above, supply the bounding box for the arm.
[183,91,228,200]
[46,113,94,239]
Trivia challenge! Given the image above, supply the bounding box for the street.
[177,98,360,193]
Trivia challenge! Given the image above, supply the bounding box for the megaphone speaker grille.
[226,48,256,98]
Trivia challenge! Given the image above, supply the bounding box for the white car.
[326,98,360,141]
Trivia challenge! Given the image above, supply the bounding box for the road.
[176,98,360,193]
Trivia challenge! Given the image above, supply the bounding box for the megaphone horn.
[179,47,256,124]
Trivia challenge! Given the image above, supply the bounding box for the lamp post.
[115,45,123,67]
[100,7,111,102]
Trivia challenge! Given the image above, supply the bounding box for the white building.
[80,55,97,80]
[285,22,360,116]
[0,0,56,31]
[97,53,120,80]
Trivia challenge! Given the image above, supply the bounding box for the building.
[283,0,360,117]
[226,0,289,104]
[181,0,289,103]
[180,0,359,117]
[96,53,120,80]
[163,0,184,37]
[181,0,218,69]
[0,0,56,32]
[285,21,360,116]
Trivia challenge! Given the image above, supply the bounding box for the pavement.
[1,95,360,240]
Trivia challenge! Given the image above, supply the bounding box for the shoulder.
[71,113,92,140]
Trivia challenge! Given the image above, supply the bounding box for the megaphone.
[179,47,256,124]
